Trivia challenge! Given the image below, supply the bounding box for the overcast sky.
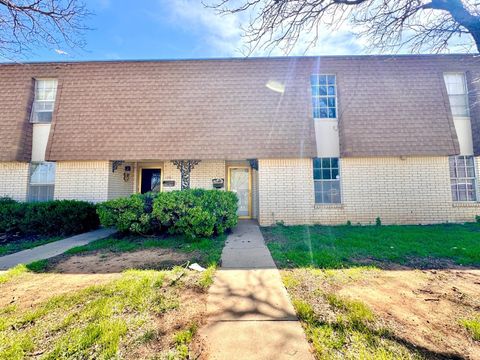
[24,0,368,62]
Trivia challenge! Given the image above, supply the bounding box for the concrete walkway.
[200,220,313,360]
[0,228,116,270]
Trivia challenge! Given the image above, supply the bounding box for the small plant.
[173,323,198,360]
[375,217,382,226]
[26,259,50,273]
[198,265,216,289]
[460,315,480,341]
[0,264,28,284]
[346,220,352,226]
[476,215,480,224]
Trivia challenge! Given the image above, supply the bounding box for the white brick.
[0,162,29,201]
[258,157,480,226]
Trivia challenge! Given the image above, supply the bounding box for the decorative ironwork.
[112,160,124,173]
[172,160,201,190]
[247,159,259,171]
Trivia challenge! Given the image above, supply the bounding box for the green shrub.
[97,190,238,240]
[97,193,159,234]
[0,198,99,237]
[0,197,25,233]
[153,189,237,240]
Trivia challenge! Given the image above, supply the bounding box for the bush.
[0,197,25,234]
[97,190,238,240]
[97,193,158,234]
[0,198,99,237]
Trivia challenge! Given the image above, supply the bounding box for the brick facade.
[0,162,29,201]
[162,160,226,191]
[4,157,478,226]
[55,161,110,202]
[258,157,480,226]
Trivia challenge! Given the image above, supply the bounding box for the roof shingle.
[0,55,478,161]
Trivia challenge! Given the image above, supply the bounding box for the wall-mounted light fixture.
[123,165,131,182]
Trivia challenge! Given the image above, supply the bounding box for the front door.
[229,167,251,218]
[141,169,161,194]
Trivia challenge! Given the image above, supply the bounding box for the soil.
[125,285,208,360]
[0,272,121,309]
[50,248,198,274]
[288,267,480,359]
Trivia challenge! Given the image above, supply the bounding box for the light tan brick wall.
[258,157,480,226]
[55,161,109,203]
[258,159,314,225]
[108,162,134,199]
[163,160,225,191]
[190,160,226,189]
[162,161,181,191]
[0,162,29,201]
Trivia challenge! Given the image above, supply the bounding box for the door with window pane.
[229,168,251,218]
[141,169,161,194]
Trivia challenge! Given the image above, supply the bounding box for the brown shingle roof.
[0,55,479,161]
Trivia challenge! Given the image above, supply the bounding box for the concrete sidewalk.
[0,228,116,270]
[200,221,313,360]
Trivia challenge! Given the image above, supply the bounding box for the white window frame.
[311,74,338,120]
[313,157,342,204]
[449,155,478,202]
[28,162,56,202]
[443,72,470,117]
[30,79,58,124]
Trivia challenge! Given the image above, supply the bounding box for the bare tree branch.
[206,0,480,54]
[0,0,90,59]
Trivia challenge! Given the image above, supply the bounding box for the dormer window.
[311,74,337,119]
[30,79,58,123]
[444,73,469,117]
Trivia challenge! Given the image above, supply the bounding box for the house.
[0,55,479,226]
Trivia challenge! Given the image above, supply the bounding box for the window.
[311,74,337,119]
[313,157,341,203]
[449,156,477,202]
[29,162,56,202]
[30,79,58,123]
[444,73,469,117]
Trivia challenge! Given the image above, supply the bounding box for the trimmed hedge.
[97,189,238,240]
[0,198,100,237]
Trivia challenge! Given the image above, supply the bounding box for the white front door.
[229,167,250,218]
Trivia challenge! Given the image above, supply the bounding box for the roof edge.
[0,53,479,66]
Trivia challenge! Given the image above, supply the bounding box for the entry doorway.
[140,168,161,194]
[228,167,251,218]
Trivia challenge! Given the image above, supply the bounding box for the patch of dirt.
[0,273,120,309]
[289,268,480,360]
[52,249,197,274]
[125,285,208,360]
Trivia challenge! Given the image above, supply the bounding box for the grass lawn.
[0,265,212,359]
[0,236,62,257]
[263,223,480,359]
[0,232,227,359]
[262,222,480,269]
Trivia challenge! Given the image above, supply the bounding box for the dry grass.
[282,268,480,360]
[0,266,211,359]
